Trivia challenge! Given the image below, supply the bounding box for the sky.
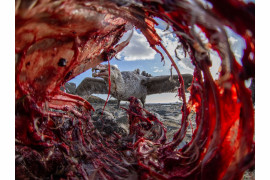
[69,17,246,103]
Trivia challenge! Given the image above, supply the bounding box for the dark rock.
[141,70,152,77]
[134,69,140,74]
[116,115,129,124]
[86,95,106,104]
[155,109,167,115]
[60,82,76,94]
[92,109,128,136]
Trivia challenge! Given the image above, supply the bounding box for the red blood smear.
[15,0,254,179]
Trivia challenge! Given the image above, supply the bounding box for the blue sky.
[69,18,246,103]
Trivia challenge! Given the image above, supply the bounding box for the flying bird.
[76,64,193,107]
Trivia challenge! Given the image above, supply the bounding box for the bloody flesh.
[15,0,255,179]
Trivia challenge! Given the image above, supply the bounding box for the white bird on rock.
[76,64,193,107]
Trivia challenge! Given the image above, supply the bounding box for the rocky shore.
[90,102,196,146]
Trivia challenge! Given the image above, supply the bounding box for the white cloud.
[228,36,238,45]
[117,30,156,61]
[209,50,222,80]
[177,60,194,74]
[194,25,209,44]
[155,28,194,74]
[155,28,178,57]
[112,64,118,69]
[225,27,246,66]
[153,67,163,73]
[115,53,121,59]
[234,52,241,58]
[153,69,163,73]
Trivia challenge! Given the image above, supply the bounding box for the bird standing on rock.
[75,64,193,107]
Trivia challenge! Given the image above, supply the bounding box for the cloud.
[225,27,246,65]
[177,59,194,73]
[153,69,163,73]
[153,67,163,73]
[228,36,238,45]
[155,28,195,74]
[117,30,156,61]
[112,64,118,69]
[155,28,178,57]
[209,50,222,80]
[234,52,242,58]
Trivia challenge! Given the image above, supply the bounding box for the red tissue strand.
[15,0,254,179]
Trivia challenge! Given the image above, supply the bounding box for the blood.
[15,0,254,179]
